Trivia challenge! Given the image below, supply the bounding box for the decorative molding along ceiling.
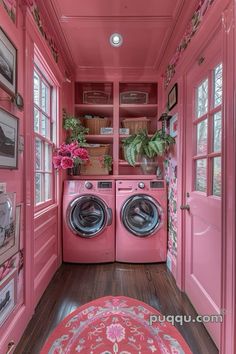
[163,0,216,88]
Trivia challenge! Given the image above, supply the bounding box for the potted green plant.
[103,155,113,172]
[63,110,89,146]
[122,129,175,173]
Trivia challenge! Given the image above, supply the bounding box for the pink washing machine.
[116,180,167,263]
[63,180,115,263]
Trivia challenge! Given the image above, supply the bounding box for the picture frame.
[0,27,17,96]
[0,193,20,266]
[167,83,178,111]
[0,107,19,169]
[0,268,17,326]
[169,113,178,138]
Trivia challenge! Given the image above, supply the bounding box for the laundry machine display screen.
[150,181,164,189]
[68,196,107,238]
[121,195,162,237]
[98,181,112,189]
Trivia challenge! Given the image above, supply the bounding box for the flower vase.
[140,155,157,175]
[67,164,81,176]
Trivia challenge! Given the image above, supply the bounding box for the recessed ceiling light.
[110,33,123,47]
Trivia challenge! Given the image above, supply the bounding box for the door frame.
[173,1,235,353]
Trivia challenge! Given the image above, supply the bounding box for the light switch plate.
[0,183,6,193]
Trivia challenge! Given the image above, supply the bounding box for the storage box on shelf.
[118,82,158,176]
[80,157,110,175]
[87,144,110,156]
[79,143,112,176]
[122,117,150,134]
[82,117,111,135]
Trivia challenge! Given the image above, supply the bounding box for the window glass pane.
[41,82,49,114]
[196,79,208,118]
[45,143,52,172]
[35,173,42,204]
[197,119,208,154]
[213,111,222,152]
[213,63,222,108]
[195,159,207,192]
[34,72,40,105]
[35,139,42,170]
[213,157,221,197]
[41,114,47,137]
[34,108,39,133]
[45,174,52,201]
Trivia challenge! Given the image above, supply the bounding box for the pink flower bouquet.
[53,142,89,170]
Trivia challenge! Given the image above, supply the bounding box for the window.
[194,63,222,197]
[33,66,55,208]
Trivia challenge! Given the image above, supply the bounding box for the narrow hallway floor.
[16,262,218,354]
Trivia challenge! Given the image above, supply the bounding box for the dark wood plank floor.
[15,262,218,354]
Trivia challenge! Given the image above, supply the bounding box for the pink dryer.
[116,180,167,263]
[63,180,115,263]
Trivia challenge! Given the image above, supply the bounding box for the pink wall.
[0,1,73,352]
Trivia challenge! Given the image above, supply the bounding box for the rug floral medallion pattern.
[41,296,192,354]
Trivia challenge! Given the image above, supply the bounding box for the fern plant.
[122,129,175,166]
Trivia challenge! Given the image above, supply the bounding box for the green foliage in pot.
[122,129,175,166]
[63,110,89,146]
[103,155,113,172]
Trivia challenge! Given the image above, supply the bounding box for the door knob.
[180,204,190,211]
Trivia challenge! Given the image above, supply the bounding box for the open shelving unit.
[74,81,159,178]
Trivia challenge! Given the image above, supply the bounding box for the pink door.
[184,38,223,348]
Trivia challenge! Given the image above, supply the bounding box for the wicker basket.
[80,156,109,175]
[87,144,110,156]
[83,117,110,135]
[122,117,150,134]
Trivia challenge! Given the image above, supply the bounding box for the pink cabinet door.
[184,40,223,348]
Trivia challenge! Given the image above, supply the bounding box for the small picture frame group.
[0,27,17,96]
[169,113,178,138]
[0,193,20,266]
[0,268,17,326]
[167,83,178,111]
[0,107,19,169]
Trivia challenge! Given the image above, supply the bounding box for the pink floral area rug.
[40,296,192,353]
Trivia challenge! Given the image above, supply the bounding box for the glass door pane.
[212,157,221,196]
[196,79,208,118]
[197,119,208,154]
[195,159,207,192]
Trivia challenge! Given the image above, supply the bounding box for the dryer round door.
[121,194,163,237]
[67,195,112,238]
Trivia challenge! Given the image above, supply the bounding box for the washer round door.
[67,195,112,238]
[121,195,163,237]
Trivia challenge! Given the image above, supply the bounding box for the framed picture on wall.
[0,27,17,96]
[167,83,178,111]
[169,113,178,138]
[0,107,19,169]
[0,193,19,266]
[0,268,17,326]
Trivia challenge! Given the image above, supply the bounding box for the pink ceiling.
[46,0,195,79]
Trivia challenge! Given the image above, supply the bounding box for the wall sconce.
[158,112,172,133]
[12,93,24,110]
